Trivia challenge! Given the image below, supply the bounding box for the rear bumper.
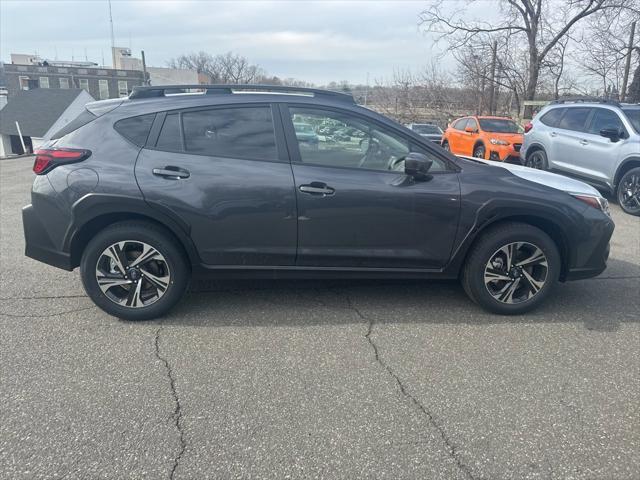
[23,204,73,271]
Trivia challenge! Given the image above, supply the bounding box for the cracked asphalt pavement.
[1,157,639,479]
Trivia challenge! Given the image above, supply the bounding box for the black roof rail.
[129,84,355,103]
[550,96,621,107]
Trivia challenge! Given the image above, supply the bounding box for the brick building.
[0,57,147,100]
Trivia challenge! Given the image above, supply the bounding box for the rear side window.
[114,113,155,146]
[50,109,97,140]
[558,108,592,132]
[156,113,182,151]
[539,108,565,127]
[588,108,625,135]
[182,106,277,160]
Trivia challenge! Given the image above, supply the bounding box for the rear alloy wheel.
[473,144,486,159]
[462,223,560,314]
[525,149,548,170]
[81,222,189,320]
[617,167,640,216]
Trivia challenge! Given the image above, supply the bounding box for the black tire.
[525,148,548,170]
[80,221,190,321]
[616,167,640,216]
[473,144,486,159]
[461,222,560,315]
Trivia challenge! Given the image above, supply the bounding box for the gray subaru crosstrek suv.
[521,99,640,216]
[22,85,614,320]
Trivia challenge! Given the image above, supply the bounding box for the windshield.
[622,108,640,133]
[412,124,442,134]
[478,118,520,133]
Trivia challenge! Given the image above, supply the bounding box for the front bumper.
[23,204,73,271]
[564,212,614,281]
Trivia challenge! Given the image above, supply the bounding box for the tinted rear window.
[114,113,155,146]
[539,108,565,127]
[50,109,97,140]
[182,106,277,160]
[156,113,182,151]
[558,107,592,132]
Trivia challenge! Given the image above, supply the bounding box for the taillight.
[524,122,533,133]
[33,148,91,175]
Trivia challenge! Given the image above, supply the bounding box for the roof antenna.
[108,0,116,68]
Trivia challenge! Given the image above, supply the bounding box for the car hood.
[460,156,602,197]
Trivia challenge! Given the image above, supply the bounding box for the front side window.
[466,118,479,132]
[453,118,468,130]
[98,80,109,100]
[289,107,447,172]
[589,109,625,135]
[182,106,277,161]
[39,77,49,88]
[621,108,640,133]
[558,107,592,132]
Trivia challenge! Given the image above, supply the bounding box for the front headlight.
[489,138,510,145]
[571,193,611,217]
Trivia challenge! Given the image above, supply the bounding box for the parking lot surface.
[1,156,639,479]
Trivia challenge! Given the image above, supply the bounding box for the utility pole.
[621,21,636,102]
[108,0,116,68]
[488,40,497,115]
[141,50,149,85]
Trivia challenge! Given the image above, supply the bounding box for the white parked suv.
[521,99,640,215]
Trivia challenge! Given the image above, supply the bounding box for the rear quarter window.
[114,113,156,146]
[539,108,565,127]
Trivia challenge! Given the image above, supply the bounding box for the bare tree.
[574,9,636,98]
[420,0,640,115]
[167,51,266,84]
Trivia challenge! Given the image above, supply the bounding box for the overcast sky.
[0,0,496,84]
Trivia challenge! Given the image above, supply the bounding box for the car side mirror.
[600,128,623,142]
[404,152,433,180]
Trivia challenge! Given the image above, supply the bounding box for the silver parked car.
[521,99,640,216]
[405,123,443,144]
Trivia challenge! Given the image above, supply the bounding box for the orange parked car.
[441,116,524,163]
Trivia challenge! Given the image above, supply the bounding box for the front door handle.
[153,166,190,179]
[550,132,558,137]
[299,182,335,196]
[579,139,589,145]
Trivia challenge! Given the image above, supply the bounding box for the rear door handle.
[550,132,558,137]
[299,183,335,196]
[153,166,190,179]
[579,139,588,145]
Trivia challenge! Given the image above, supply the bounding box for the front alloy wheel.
[96,240,171,308]
[461,222,560,315]
[617,168,640,216]
[484,242,548,304]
